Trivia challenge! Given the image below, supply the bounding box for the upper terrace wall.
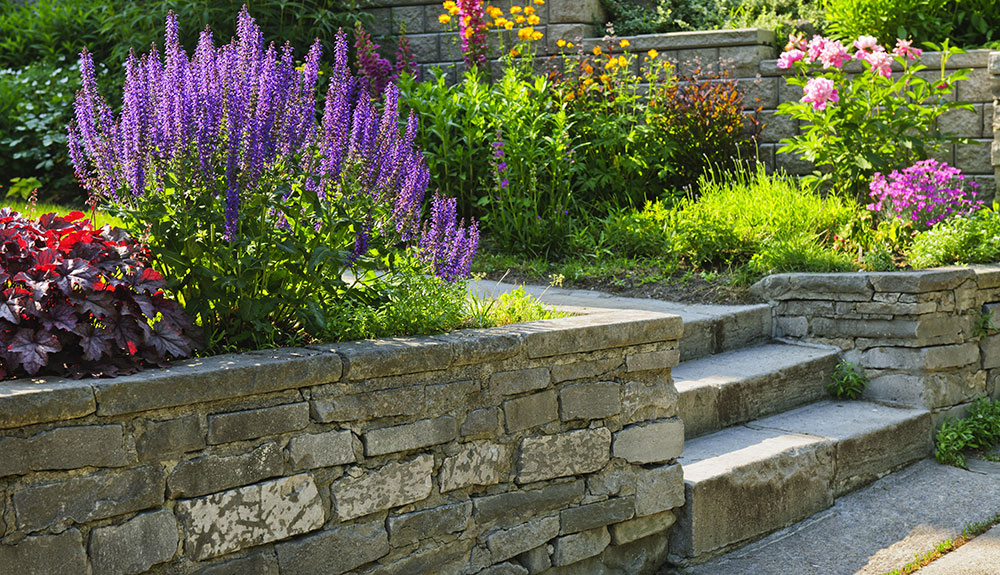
[0,308,685,575]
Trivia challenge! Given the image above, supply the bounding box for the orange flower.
[524,6,535,14]
[620,39,630,48]
[515,15,525,23]
[439,14,451,24]
[593,46,602,56]
[510,5,522,13]
[557,39,566,47]
[527,14,540,25]
[647,49,658,59]
[530,30,542,41]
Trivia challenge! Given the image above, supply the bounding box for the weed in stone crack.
[826,361,867,400]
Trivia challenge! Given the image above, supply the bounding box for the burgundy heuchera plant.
[0,209,197,379]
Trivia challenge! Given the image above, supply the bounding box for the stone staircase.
[665,312,933,566]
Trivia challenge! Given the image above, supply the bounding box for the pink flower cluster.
[867,159,982,229]
[778,34,924,110]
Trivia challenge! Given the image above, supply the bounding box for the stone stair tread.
[678,425,827,483]
[672,342,838,386]
[748,399,929,441]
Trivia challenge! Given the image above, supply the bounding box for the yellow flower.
[531,31,543,41]
[583,64,594,74]
[557,39,566,47]
[524,6,535,14]
[535,0,545,4]
[583,77,594,86]
[620,39,630,48]
[449,6,460,14]
[443,0,456,9]
[517,27,533,40]
[464,27,475,38]
[565,91,575,100]
[599,74,610,83]
[618,56,627,67]
[527,14,540,25]
[592,46,602,56]
[647,49,658,59]
[515,15,525,23]
[604,58,616,69]
[504,21,514,29]
[567,42,574,48]
[495,17,508,26]
[438,14,451,24]
[486,6,503,18]
[510,5,522,13]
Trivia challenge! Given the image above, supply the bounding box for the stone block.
[388,501,472,547]
[550,358,621,383]
[956,140,994,174]
[196,552,279,575]
[622,379,678,424]
[867,371,986,409]
[405,33,440,62]
[0,528,86,575]
[491,367,551,396]
[552,526,610,566]
[0,378,95,430]
[860,343,980,372]
[0,424,128,478]
[14,466,165,531]
[869,269,976,293]
[208,403,309,444]
[310,386,424,422]
[436,329,523,366]
[719,45,772,77]
[938,105,984,138]
[983,334,1000,369]
[332,455,433,521]
[610,510,676,545]
[425,379,480,414]
[168,442,284,498]
[626,349,680,373]
[440,441,507,492]
[958,68,993,102]
[95,348,341,415]
[377,540,474,575]
[479,563,529,575]
[522,311,682,359]
[176,474,325,560]
[560,496,634,535]
[364,415,457,456]
[474,480,585,526]
[635,464,685,516]
[548,0,603,24]
[559,382,621,421]
[89,509,178,575]
[288,430,355,471]
[391,5,424,34]
[757,109,798,143]
[138,415,205,460]
[487,515,560,563]
[462,407,503,436]
[612,420,684,464]
[518,545,552,574]
[517,428,612,484]
[751,273,874,302]
[335,337,452,381]
[504,391,558,432]
[274,519,389,575]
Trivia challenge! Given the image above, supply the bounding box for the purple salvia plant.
[68,6,478,281]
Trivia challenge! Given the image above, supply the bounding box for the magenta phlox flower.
[893,39,922,60]
[801,77,839,110]
[867,159,982,229]
[777,49,804,69]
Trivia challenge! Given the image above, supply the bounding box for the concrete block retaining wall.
[753,266,1000,424]
[0,309,685,574]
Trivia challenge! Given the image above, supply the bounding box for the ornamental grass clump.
[868,159,982,230]
[67,8,478,352]
[0,208,197,379]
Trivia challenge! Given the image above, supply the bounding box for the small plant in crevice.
[973,309,997,339]
[935,396,1000,468]
[827,360,867,400]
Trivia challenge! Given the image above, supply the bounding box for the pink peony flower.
[785,33,808,52]
[893,38,922,60]
[802,77,839,110]
[805,35,827,63]
[820,40,850,69]
[777,49,805,69]
[853,35,880,53]
[863,50,893,78]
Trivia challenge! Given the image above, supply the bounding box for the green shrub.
[935,396,1000,468]
[826,360,867,399]
[909,206,1000,268]
[0,0,115,69]
[823,0,950,47]
[600,0,824,37]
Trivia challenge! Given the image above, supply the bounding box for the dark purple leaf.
[146,321,192,358]
[39,304,78,332]
[76,291,116,319]
[8,328,61,375]
[54,259,97,294]
[109,317,146,354]
[76,324,114,362]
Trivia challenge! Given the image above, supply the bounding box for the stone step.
[673,343,841,439]
[668,400,932,565]
[466,280,772,362]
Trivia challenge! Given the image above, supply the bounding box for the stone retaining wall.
[0,309,685,575]
[752,266,1000,424]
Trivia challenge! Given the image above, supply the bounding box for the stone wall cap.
[972,264,1000,289]
[0,378,96,430]
[868,267,975,293]
[582,28,775,51]
[762,49,990,77]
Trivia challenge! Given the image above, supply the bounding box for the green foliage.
[833,211,913,269]
[600,0,823,37]
[823,0,950,47]
[826,360,868,399]
[467,283,570,329]
[777,41,971,198]
[935,396,1000,468]
[908,205,1000,268]
[0,0,114,69]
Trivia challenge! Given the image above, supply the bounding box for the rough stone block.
[522,312,682,359]
[0,528,86,575]
[983,334,1000,369]
[610,510,676,545]
[274,519,389,575]
[861,343,980,372]
[364,415,457,456]
[310,386,423,422]
[491,367,551,396]
[956,140,994,174]
[474,481,585,526]
[548,0,603,23]
[719,45,773,77]
[138,415,205,460]
[208,402,309,444]
[552,526,610,566]
[869,269,976,293]
[518,545,552,574]
[336,337,452,380]
[0,378,95,430]
[89,509,178,575]
[504,391,558,432]
[626,349,680,373]
[14,466,165,531]
[388,501,472,547]
[559,382,621,421]
[377,540,474,575]
[0,424,128,478]
[332,455,433,521]
[751,273,874,302]
[288,430,356,470]
[612,420,684,464]
[635,464,685,517]
[517,428,612,484]
[462,407,503,436]
[867,371,986,409]
[440,441,507,492]
[938,105,984,138]
[405,33,441,62]
[560,496,634,535]
[479,563,529,575]
[622,380,677,424]
[195,552,279,575]
[487,515,560,563]
[391,5,424,34]
[550,358,621,383]
[176,474,325,560]
[168,442,284,498]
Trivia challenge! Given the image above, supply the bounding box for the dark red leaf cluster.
[0,208,199,379]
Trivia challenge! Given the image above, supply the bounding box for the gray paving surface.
[660,458,1000,575]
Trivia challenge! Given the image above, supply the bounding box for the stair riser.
[828,412,932,497]
[680,306,771,362]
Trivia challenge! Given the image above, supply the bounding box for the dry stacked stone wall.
[0,308,685,575]
[753,266,1000,423]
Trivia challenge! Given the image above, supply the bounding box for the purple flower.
[867,159,982,229]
